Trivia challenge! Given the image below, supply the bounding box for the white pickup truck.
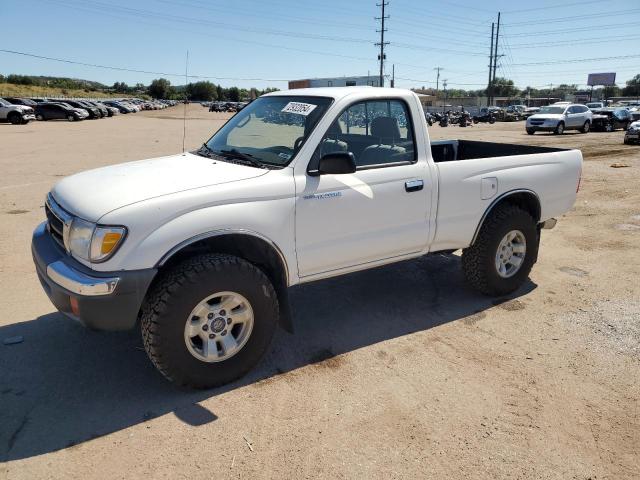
[32,87,582,388]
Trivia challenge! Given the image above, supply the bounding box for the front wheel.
[67,115,75,122]
[36,114,44,121]
[8,113,22,125]
[554,122,565,135]
[526,128,535,135]
[461,204,538,296]
[141,254,279,389]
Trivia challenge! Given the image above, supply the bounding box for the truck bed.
[431,140,566,163]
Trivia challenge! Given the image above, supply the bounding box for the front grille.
[530,120,544,125]
[45,195,70,249]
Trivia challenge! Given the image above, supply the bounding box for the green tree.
[186,81,217,101]
[490,77,518,97]
[622,74,640,97]
[227,86,240,102]
[602,85,620,99]
[148,78,172,99]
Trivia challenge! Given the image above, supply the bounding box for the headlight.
[67,217,94,260]
[65,218,126,262]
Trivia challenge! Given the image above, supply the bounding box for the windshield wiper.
[194,143,216,158]
[218,149,272,169]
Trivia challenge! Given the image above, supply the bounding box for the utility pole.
[434,66,443,101]
[391,64,395,87]
[375,1,389,88]
[487,23,494,107]
[491,12,501,105]
[442,79,448,113]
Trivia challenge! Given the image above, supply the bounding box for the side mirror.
[314,152,356,176]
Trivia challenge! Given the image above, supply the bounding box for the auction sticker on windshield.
[281,102,317,116]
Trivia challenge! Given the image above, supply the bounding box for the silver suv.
[526,104,592,135]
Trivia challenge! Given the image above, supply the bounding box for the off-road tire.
[554,122,564,135]
[461,204,538,296]
[141,253,279,389]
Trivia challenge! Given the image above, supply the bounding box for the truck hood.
[52,152,268,222]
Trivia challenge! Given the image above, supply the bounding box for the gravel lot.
[1,105,639,479]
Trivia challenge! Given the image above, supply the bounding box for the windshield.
[204,95,333,167]
[538,106,566,114]
[0,98,11,107]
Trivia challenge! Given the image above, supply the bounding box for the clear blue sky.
[1,0,639,91]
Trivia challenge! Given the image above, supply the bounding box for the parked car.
[83,100,109,118]
[94,102,119,116]
[60,100,101,119]
[522,107,540,119]
[34,102,89,121]
[4,97,39,108]
[591,108,632,132]
[586,102,604,110]
[0,97,36,124]
[526,104,592,135]
[624,121,640,144]
[102,100,133,114]
[32,87,583,388]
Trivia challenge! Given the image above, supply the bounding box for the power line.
[502,0,613,14]
[505,8,640,26]
[511,54,640,67]
[0,48,291,82]
[40,0,372,45]
[506,21,640,37]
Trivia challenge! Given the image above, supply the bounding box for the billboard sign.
[587,72,616,86]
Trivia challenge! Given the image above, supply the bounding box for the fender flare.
[470,189,541,245]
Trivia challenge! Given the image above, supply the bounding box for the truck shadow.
[0,253,535,461]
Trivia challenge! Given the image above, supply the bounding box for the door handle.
[405,179,424,192]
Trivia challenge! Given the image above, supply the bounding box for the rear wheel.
[462,204,538,296]
[605,123,614,133]
[554,122,565,135]
[580,121,590,133]
[141,254,279,389]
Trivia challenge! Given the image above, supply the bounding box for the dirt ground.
[1,105,639,479]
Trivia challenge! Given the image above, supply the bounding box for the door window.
[314,99,416,169]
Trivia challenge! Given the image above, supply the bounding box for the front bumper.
[526,123,558,131]
[31,222,157,331]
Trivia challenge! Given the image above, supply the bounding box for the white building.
[288,76,380,89]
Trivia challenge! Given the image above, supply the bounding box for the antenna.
[182,50,189,153]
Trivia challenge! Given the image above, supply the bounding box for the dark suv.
[60,100,101,119]
[591,108,632,132]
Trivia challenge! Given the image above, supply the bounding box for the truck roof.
[263,86,415,101]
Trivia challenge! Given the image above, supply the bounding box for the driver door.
[294,98,431,278]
